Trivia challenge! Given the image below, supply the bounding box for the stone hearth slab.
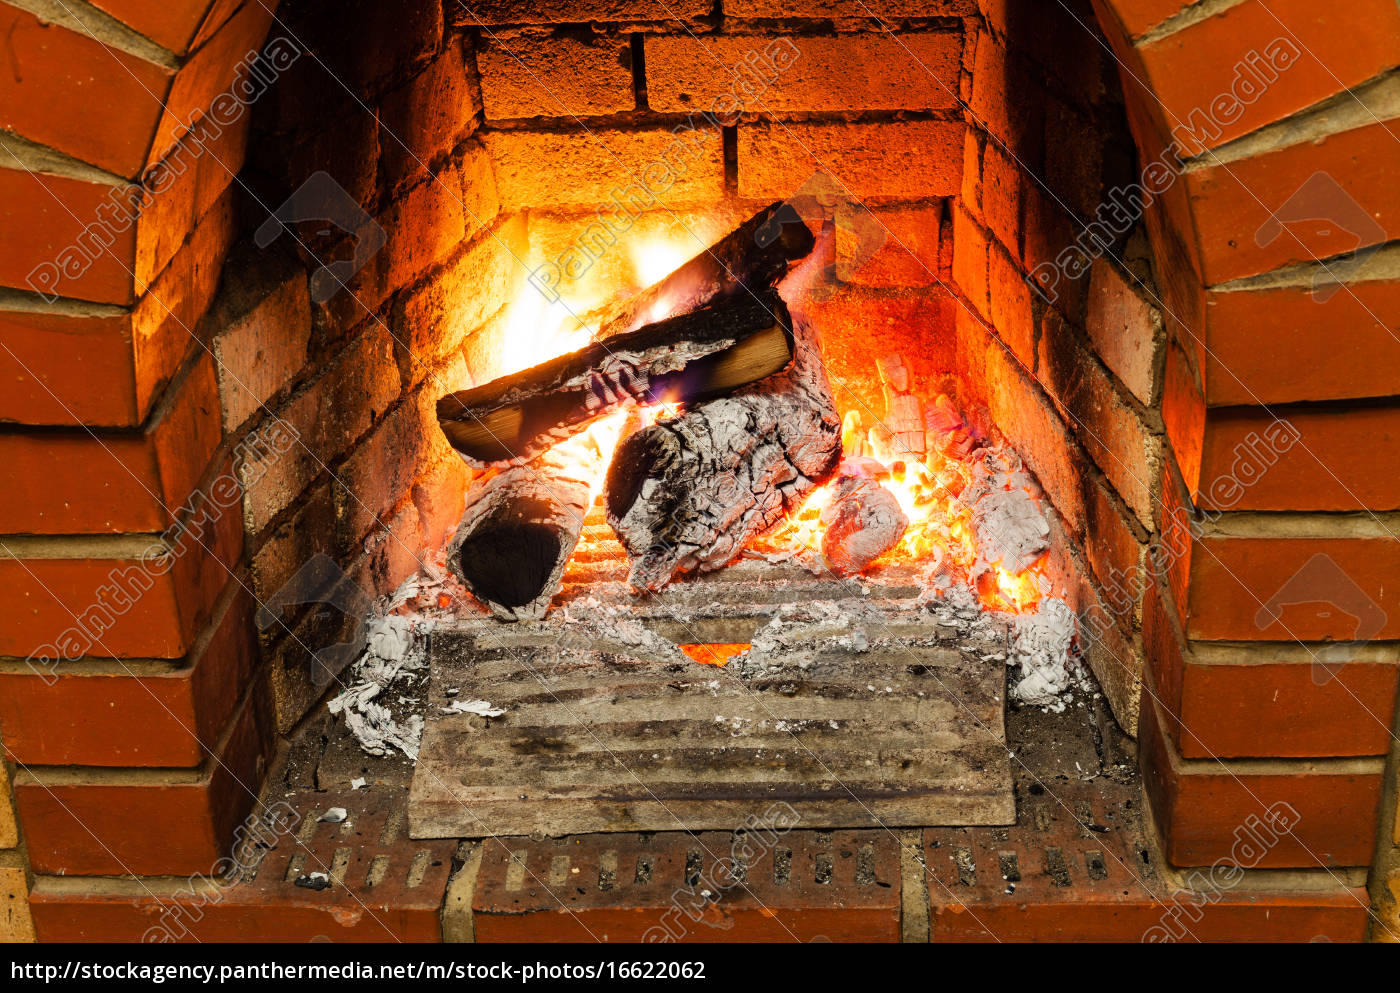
[409,595,1015,838]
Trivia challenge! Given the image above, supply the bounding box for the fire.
[487,235,693,501]
[495,287,596,379]
[484,228,1048,617]
[751,415,1049,615]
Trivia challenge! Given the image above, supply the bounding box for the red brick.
[968,31,1044,169]
[804,290,955,418]
[0,183,234,428]
[952,203,990,317]
[0,763,17,850]
[146,1,278,167]
[988,245,1034,367]
[1020,178,1084,320]
[0,479,242,661]
[0,351,222,534]
[840,205,943,289]
[729,0,975,14]
[0,165,139,306]
[1097,0,1191,38]
[485,127,723,210]
[1179,657,1400,760]
[1037,309,1158,525]
[1187,533,1400,643]
[738,120,965,201]
[978,139,1023,261]
[209,254,312,436]
[1197,404,1400,512]
[458,0,711,23]
[1135,0,1400,158]
[1187,120,1400,286]
[646,32,961,116]
[1083,473,1147,628]
[1153,454,1194,624]
[981,0,1106,108]
[1087,257,1161,405]
[378,35,480,193]
[1143,569,1187,739]
[1160,336,1204,495]
[1043,98,1103,220]
[0,299,139,427]
[15,681,275,876]
[0,6,174,177]
[87,0,237,55]
[1204,275,1400,406]
[1140,698,1385,869]
[0,584,256,767]
[1146,572,1400,759]
[238,325,402,537]
[932,887,1370,941]
[984,336,1088,535]
[479,32,633,120]
[29,881,444,943]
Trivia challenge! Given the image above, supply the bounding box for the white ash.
[326,566,456,761]
[441,698,507,718]
[963,448,1051,576]
[556,596,682,659]
[1006,598,1080,712]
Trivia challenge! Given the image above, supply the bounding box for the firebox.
[3,0,1397,944]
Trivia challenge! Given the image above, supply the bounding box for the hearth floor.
[129,672,1362,943]
[410,594,1017,838]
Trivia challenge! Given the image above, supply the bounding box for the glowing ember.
[678,643,752,667]
[750,396,1049,615]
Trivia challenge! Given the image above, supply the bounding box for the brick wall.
[1,0,1398,939]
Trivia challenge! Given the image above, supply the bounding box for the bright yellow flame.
[629,237,691,291]
[495,290,595,379]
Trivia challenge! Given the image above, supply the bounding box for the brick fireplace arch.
[1,0,1397,941]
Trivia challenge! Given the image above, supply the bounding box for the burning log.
[445,446,594,622]
[604,298,842,592]
[593,200,815,337]
[819,472,910,577]
[437,290,795,466]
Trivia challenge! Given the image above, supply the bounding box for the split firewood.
[593,200,816,337]
[604,299,842,592]
[820,473,909,576]
[437,290,794,466]
[445,445,595,622]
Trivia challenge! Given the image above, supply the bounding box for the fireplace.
[1,0,1397,943]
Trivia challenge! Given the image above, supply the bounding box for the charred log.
[446,447,593,622]
[437,290,794,467]
[593,200,815,336]
[604,304,842,592]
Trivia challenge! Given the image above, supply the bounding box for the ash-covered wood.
[592,200,815,337]
[437,291,794,466]
[445,446,593,622]
[604,298,842,592]
[820,473,910,576]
